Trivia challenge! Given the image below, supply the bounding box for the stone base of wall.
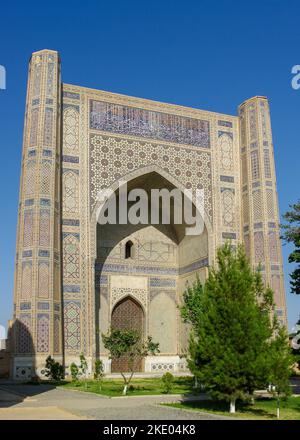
[12,354,189,380]
[100,355,188,374]
[145,356,188,373]
[0,350,10,378]
[12,355,64,380]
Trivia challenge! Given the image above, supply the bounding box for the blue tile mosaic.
[271,265,280,271]
[63,103,80,111]
[37,302,50,310]
[100,275,108,285]
[40,198,51,206]
[62,168,79,175]
[43,149,52,157]
[222,232,237,239]
[25,199,34,206]
[218,120,233,128]
[90,100,210,148]
[221,187,235,193]
[150,278,176,287]
[220,175,234,183]
[62,232,80,239]
[218,130,233,138]
[62,219,80,226]
[97,263,178,276]
[63,91,80,100]
[63,285,81,293]
[62,155,80,163]
[179,258,209,275]
[254,222,263,229]
[38,250,50,257]
[20,302,31,310]
[22,250,32,257]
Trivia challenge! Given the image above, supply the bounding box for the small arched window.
[125,240,133,259]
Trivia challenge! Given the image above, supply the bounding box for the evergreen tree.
[281,200,300,294]
[268,326,293,418]
[181,243,280,413]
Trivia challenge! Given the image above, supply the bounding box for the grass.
[164,396,300,420]
[58,376,195,397]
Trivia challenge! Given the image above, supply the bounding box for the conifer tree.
[181,243,290,413]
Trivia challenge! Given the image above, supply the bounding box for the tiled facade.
[11,49,287,379]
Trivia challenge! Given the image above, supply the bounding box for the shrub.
[70,362,79,381]
[44,355,64,382]
[162,372,174,394]
[94,359,105,391]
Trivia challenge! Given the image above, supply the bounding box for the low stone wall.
[0,350,10,378]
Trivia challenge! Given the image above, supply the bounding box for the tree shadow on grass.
[178,398,278,419]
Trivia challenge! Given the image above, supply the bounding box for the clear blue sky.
[0,0,299,334]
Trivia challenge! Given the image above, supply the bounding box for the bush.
[70,362,79,381]
[162,372,174,394]
[94,359,105,391]
[44,356,64,382]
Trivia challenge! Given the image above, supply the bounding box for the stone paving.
[0,384,231,420]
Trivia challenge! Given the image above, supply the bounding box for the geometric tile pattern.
[21,262,32,299]
[63,233,80,279]
[40,160,52,194]
[268,231,278,262]
[89,134,213,219]
[23,210,34,247]
[36,313,49,352]
[218,133,233,171]
[17,314,32,354]
[111,287,148,310]
[54,314,60,353]
[38,262,49,298]
[64,301,81,351]
[63,107,79,152]
[43,108,53,146]
[62,170,79,214]
[221,189,235,227]
[254,231,265,264]
[39,209,50,246]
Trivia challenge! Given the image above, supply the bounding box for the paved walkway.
[0,384,230,420]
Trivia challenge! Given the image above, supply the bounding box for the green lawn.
[164,397,300,420]
[58,376,195,397]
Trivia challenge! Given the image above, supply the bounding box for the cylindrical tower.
[239,96,287,325]
[12,50,62,379]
